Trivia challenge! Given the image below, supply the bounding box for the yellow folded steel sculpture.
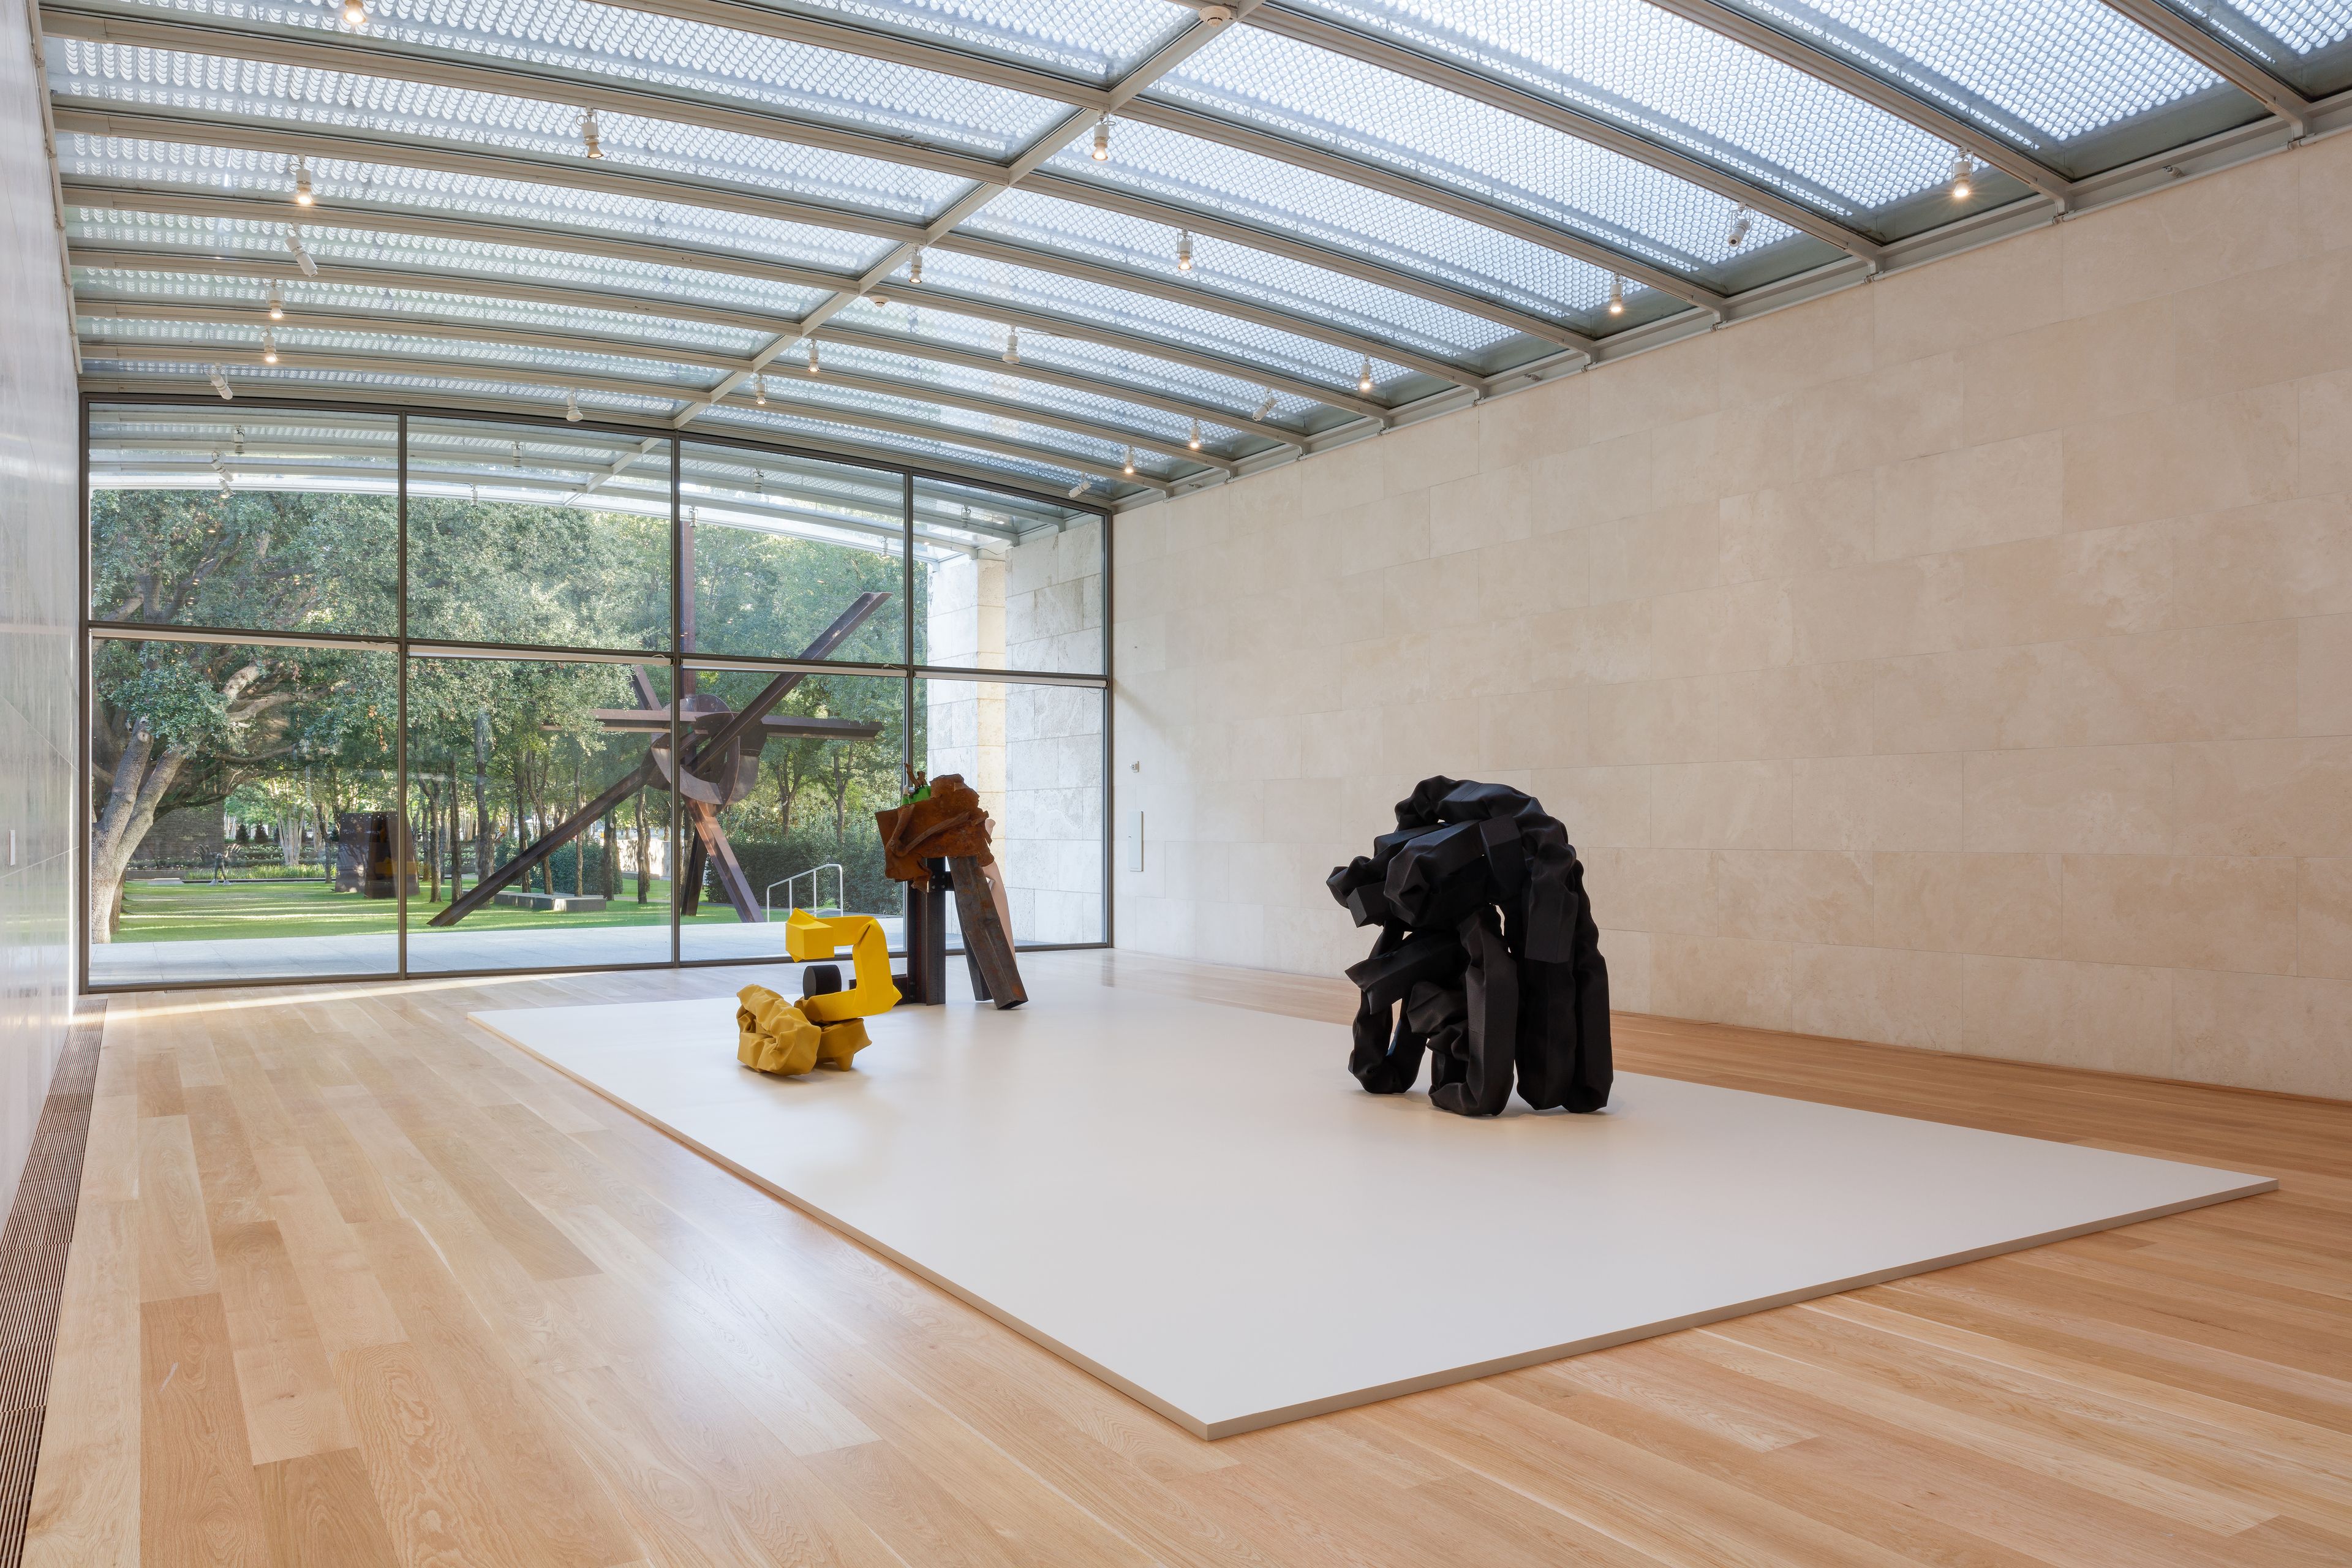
[736,985,832,1076]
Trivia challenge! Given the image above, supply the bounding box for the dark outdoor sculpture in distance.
[1327,777,1611,1117]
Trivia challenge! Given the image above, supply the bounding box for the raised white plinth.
[474,984,2271,1438]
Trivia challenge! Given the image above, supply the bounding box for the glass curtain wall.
[83,398,1110,989]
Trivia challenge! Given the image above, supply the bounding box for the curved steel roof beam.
[67,247,1300,447]
[75,300,1240,472]
[59,183,1385,420]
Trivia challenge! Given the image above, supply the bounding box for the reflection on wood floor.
[30,950,2352,1567]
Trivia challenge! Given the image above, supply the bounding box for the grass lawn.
[117,875,750,943]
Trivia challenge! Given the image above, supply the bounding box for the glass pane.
[676,668,910,963]
[911,480,1103,675]
[918,676,1104,946]
[88,636,399,985]
[405,418,672,652]
[87,404,397,636]
[2190,0,2352,95]
[680,442,908,663]
[749,0,1188,83]
[402,654,676,973]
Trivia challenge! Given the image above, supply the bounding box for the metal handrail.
[765,862,845,921]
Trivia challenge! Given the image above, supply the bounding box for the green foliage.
[91,485,396,635]
[690,522,904,664]
[726,831,898,919]
[407,496,668,650]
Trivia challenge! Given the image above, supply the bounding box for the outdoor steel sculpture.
[1327,777,1612,1117]
[431,592,890,928]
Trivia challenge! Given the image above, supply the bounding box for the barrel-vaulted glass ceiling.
[50,0,2342,503]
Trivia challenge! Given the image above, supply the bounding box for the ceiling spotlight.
[261,328,277,364]
[580,108,604,160]
[342,0,367,25]
[266,279,284,320]
[865,289,889,306]
[908,248,923,285]
[1176,230,1193,273]
[1197,2,1234,20]
[1092,115,1111,161]
[752,372,767,406]
[208,365,233,401]
[286,225,317,276]
[293,157,314,207]
[1066,478,1090,498]
[1356,356,1374,396]
[511,440,523,469]
[805,337,820,374]
[564,389,582,421]
[1726,206,1751,248]
[1187,418,1201,451]
[1607,276,1624,317]
[1950,151,1977,202]
[1122,447,1136,476]
[1002,326,1019,364]
[1252,390,1276,421]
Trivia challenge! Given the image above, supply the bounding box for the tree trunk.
[87,662,266,942]
[471,709,496,892]
[448,759,464,899]
[600,808,618,899]
[633,791,649,904]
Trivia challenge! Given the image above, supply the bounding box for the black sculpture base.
[1327,777,1611,1117]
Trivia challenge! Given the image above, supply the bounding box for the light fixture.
[1726,207,1751,248]
[1187,419,1201,451]
[1197,2,1234,20]
[1252,390,1276,421]
[865,290,889,306]
[1122,447,1136,476]
[752,372,767,406]
[208,365,233,401]
[805,337,820,374]
[1066,477,1090,498]
[1356,356,1374,396]
[285,225,316,276]
[1950,151,1977,202]
[908,249,923,285]
[1001,326,1019,364]
[342,0,367,25]
[293,157,314,206]
[564,389,581,422]
[261,328,277,364]
[266,279,284,320]
[1176,230,1193,273]
[511,441,523,469]
[1607,276,1624,317]
[1091,115,1110,161]
[580,108,604,160]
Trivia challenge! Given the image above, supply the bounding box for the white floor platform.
[475,982,2273,1438]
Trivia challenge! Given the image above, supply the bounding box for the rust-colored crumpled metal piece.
[874,773,994,888]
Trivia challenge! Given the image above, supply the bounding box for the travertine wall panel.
[1113,133,2352,1101]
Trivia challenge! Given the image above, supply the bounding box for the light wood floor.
[29,951,2352,1567]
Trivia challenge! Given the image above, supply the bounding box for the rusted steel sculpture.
[430,592,889,927]
[1327,777,1611,1117]
[875,771,1025,1009]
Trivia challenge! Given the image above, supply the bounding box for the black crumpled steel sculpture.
[1327,777,1611,1117]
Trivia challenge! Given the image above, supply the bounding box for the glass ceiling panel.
[745,369,1181,477]
[53,42,971,222]
[958,188,1518,358]
[1042,118,1706,311]
[77,355,688,418]
[703,402,1093,492]
[68,206,839,317]
[911,242,1422,390]
[117,0,1071,158]
[1714,1,2230,162]
[1152,24,1793,267]
[807,337,1244,451]
[832,297,1327,426]
[2180,0,2352,94]
[677,447,919,557]
[1268,0,1958,219]
[715,0,1189,85]
[73,268,773,357]
[77,317,724,386]
[61,135,897,273]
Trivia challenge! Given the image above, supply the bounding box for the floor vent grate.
[0,1008,102,1567]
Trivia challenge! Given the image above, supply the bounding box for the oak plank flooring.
[31,950,2352,1567]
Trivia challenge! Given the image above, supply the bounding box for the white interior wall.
[0,0,83,1208]
[1113,132,2352,1102]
